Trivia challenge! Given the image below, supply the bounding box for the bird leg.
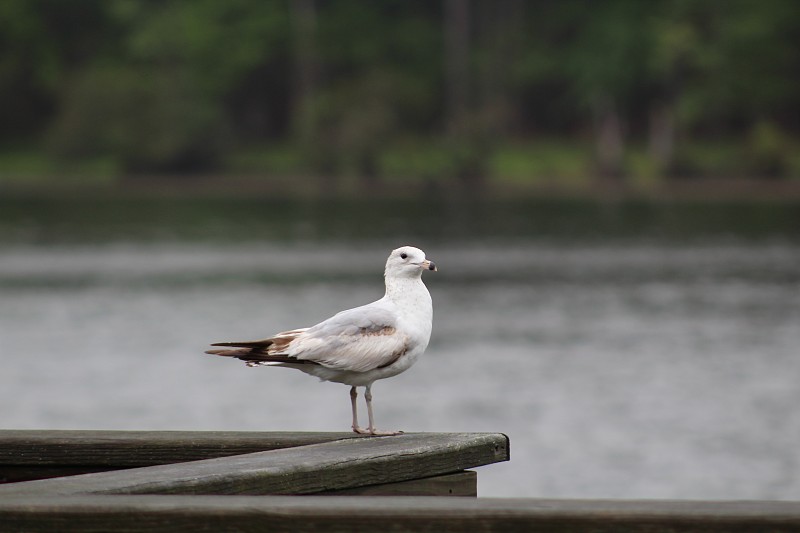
[363,384,403,436]
[350,386,364,434]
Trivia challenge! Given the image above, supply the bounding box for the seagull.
[206,246,436,436]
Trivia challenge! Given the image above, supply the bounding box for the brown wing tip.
[209,340,275,348]
[205,347,251,356]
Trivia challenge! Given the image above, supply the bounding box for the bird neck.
[384,275,431,319]
[384,274,424,300]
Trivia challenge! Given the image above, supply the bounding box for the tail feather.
[209,339,274,349]
[206,329,310,366]
[205,346,318,366]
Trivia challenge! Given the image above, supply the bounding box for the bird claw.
[352,426,404,437]
[371,429,405,436]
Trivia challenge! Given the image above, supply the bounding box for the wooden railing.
[0,430,506,496]
[2,430,800,532]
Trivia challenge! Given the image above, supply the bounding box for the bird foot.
[352,426,404,436]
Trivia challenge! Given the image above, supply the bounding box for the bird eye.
[400,252,408,259]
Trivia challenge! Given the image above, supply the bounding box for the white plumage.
[206,246,436,435]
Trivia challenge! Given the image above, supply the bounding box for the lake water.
[0,197,798,498]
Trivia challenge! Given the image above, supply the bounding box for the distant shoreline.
[3,176,800,203]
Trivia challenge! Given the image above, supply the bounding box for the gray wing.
[286,303,411,372]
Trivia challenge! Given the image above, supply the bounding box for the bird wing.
[287,303,411,373]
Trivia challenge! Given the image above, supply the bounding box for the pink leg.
[364,384,403,436]
[350,386,364,434]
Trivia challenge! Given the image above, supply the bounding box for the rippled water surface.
[1,199,798,498]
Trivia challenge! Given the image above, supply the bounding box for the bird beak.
[421,259,437,272]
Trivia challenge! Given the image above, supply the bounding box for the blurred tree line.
[1,0,799,192]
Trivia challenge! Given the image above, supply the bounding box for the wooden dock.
[2,430,800,532]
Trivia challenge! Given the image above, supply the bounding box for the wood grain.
[2,495,800,533]
[322,470,477,497]
[0,430,363,483]
[0,430,359,466]
[0,433,509,496]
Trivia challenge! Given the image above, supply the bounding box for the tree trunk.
[290,0,317,147]
[444,0,469,137]
[648,101,675,174]
[593,96,625,181]
[444,0,489,195]
[477,0,524,137]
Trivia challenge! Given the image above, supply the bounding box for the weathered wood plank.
[3,467,479,494]
[0,430,362,483]
[0,430,359,467]
[0,433,508,496]
[1,495,800,533]
[320,470,477,497]
[1,466,130,484]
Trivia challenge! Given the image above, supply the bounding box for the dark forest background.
[2,0,799,196]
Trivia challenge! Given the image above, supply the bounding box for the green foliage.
[747,120,791,178]
[227,144,304,175]
[42,1,291,173]
[380,141,459,183]
[0,0,111,140]
[1,0,799,187]
[490,142,592,186]
[671,141,743,178]
[562,0,651,107]
[47,65,227,172]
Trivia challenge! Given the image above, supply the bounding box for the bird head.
[385,246,437,279]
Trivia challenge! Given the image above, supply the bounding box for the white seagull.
[206,246,436,436]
